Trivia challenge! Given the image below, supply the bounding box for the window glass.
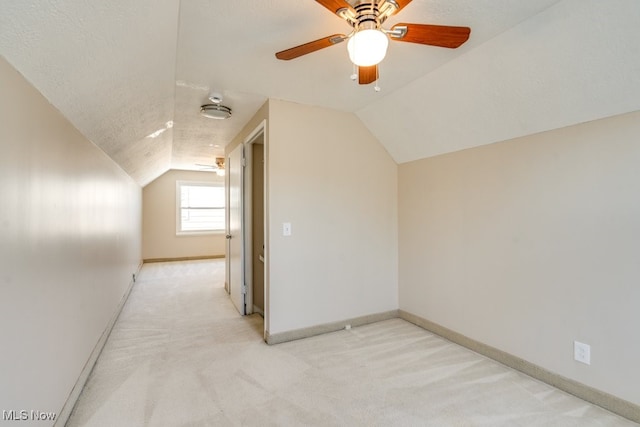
[177,182,224,233]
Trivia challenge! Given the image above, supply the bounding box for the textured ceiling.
[1,0,639,186]
[358,0,640,162]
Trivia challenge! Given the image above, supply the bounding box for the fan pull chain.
[350,63,357,81]
[374,65,381,92]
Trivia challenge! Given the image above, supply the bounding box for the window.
[176,181,224,234]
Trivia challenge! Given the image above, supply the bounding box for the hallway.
[67,260,636,426]
[67,259,263,426]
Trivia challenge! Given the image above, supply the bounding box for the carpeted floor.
[67,259,637,426]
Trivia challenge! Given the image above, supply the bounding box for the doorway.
[250,141,265,315]
[225,120,268,336]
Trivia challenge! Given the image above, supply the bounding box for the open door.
[227,143,245,315]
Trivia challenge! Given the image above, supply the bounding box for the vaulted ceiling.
[1,0,639,186]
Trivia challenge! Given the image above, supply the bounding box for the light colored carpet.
[67,259,637,426]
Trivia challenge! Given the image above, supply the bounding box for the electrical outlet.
[574,341,591,365]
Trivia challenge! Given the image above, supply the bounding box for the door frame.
[242,120,268,333]
[224,119,269,337]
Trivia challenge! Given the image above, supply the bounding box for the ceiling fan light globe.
[347,29,389,67]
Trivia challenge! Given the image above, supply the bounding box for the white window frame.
[176,180,225,235]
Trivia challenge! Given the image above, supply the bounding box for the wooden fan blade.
[359,65,377,85]
[391,0,413,14]
[316,0,353,15]
[276,34,346,60]
[391,23,470,48]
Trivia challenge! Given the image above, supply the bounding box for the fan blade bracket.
[378,0,400,22]
[390,0,413,14]
[336,7,357,25]
[329,35,348,44]
[316,0,355,15]
[386,25,407,39]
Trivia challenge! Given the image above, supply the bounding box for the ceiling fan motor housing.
[340,0,399,29]
[354,3,381,28]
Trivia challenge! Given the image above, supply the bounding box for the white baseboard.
[265,310,399,345]
[399,310,640,425]
[55,261,142,426]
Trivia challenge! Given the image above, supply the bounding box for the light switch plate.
[283,222,292,236]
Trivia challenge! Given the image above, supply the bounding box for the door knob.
[226,234,232,239]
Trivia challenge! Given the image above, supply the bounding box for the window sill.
[176,230,225,237]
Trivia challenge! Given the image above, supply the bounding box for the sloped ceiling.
[1,0,639,186]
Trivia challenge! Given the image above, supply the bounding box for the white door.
[228,144,245,315]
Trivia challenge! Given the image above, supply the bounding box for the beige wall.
[399,111,640,405]
[225,100,398,335]
[225,101,269,154]
[0,57,142,418]
[142,169,225,260]
[267,99,398,334]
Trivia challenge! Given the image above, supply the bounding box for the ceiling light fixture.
[200,92,232,120]
[200,104,232,120]
[347,26,389,67]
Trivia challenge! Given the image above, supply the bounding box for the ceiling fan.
[196,157,226,176]
[275,0,471,85]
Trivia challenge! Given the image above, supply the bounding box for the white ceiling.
[1,0,639,186]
